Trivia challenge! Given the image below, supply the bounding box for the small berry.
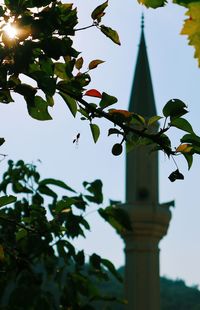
[112,143,123,156]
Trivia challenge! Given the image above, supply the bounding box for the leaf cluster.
[0,1,198,181]
[0,160,130,309]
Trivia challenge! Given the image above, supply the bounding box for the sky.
[0,0,200,288]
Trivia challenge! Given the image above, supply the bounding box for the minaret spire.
[129,14,157,118]
[141,12,144,29]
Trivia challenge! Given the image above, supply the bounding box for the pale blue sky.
[0,0,200,287]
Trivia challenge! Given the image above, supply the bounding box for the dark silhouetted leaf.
[163,99,188,120]
[39,178,76,193]
[83,180,103,204]
[99,92,117,109]
[168,169,184,182]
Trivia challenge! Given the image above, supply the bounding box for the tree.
[0,160,130,309]
[0,0,199,180]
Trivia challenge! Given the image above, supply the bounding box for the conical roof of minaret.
[129,17,157,117]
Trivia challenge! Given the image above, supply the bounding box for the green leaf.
[59,92,77,117]
[170,118,194,134]
[181,133,200,146]
[193,146,200,154]
[29,71,56,97]
[26,96,52,121]
[147,115,162,126]
[162,99,188,120]
[99,92,118,109]
[100,25,121,45]
[54,62,68,80]
[90,124,100,143]
[0,195,16,207]
[183,153,193,170]
[138,0,167,8]
[39,178,76,193]
[91,1,108,20]
[38,184,57,199]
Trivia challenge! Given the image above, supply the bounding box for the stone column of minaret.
[122,15,173,310]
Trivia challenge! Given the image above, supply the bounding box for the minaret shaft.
[126,146,158,206]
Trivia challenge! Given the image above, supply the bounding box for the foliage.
[0,1,199,180]
[139,0,200,68]
[0,160,130,309]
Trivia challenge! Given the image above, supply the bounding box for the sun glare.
[3,23,17,39]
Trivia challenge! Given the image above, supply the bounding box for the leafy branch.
[0,0,198,181]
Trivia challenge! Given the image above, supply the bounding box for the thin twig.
[75,24,96,32]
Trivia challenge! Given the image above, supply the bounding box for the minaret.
[122,16,172,310]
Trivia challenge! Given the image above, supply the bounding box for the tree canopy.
[0,0,199,181]
[0,160,130,309]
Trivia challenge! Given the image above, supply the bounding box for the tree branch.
[77,96,174,156]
